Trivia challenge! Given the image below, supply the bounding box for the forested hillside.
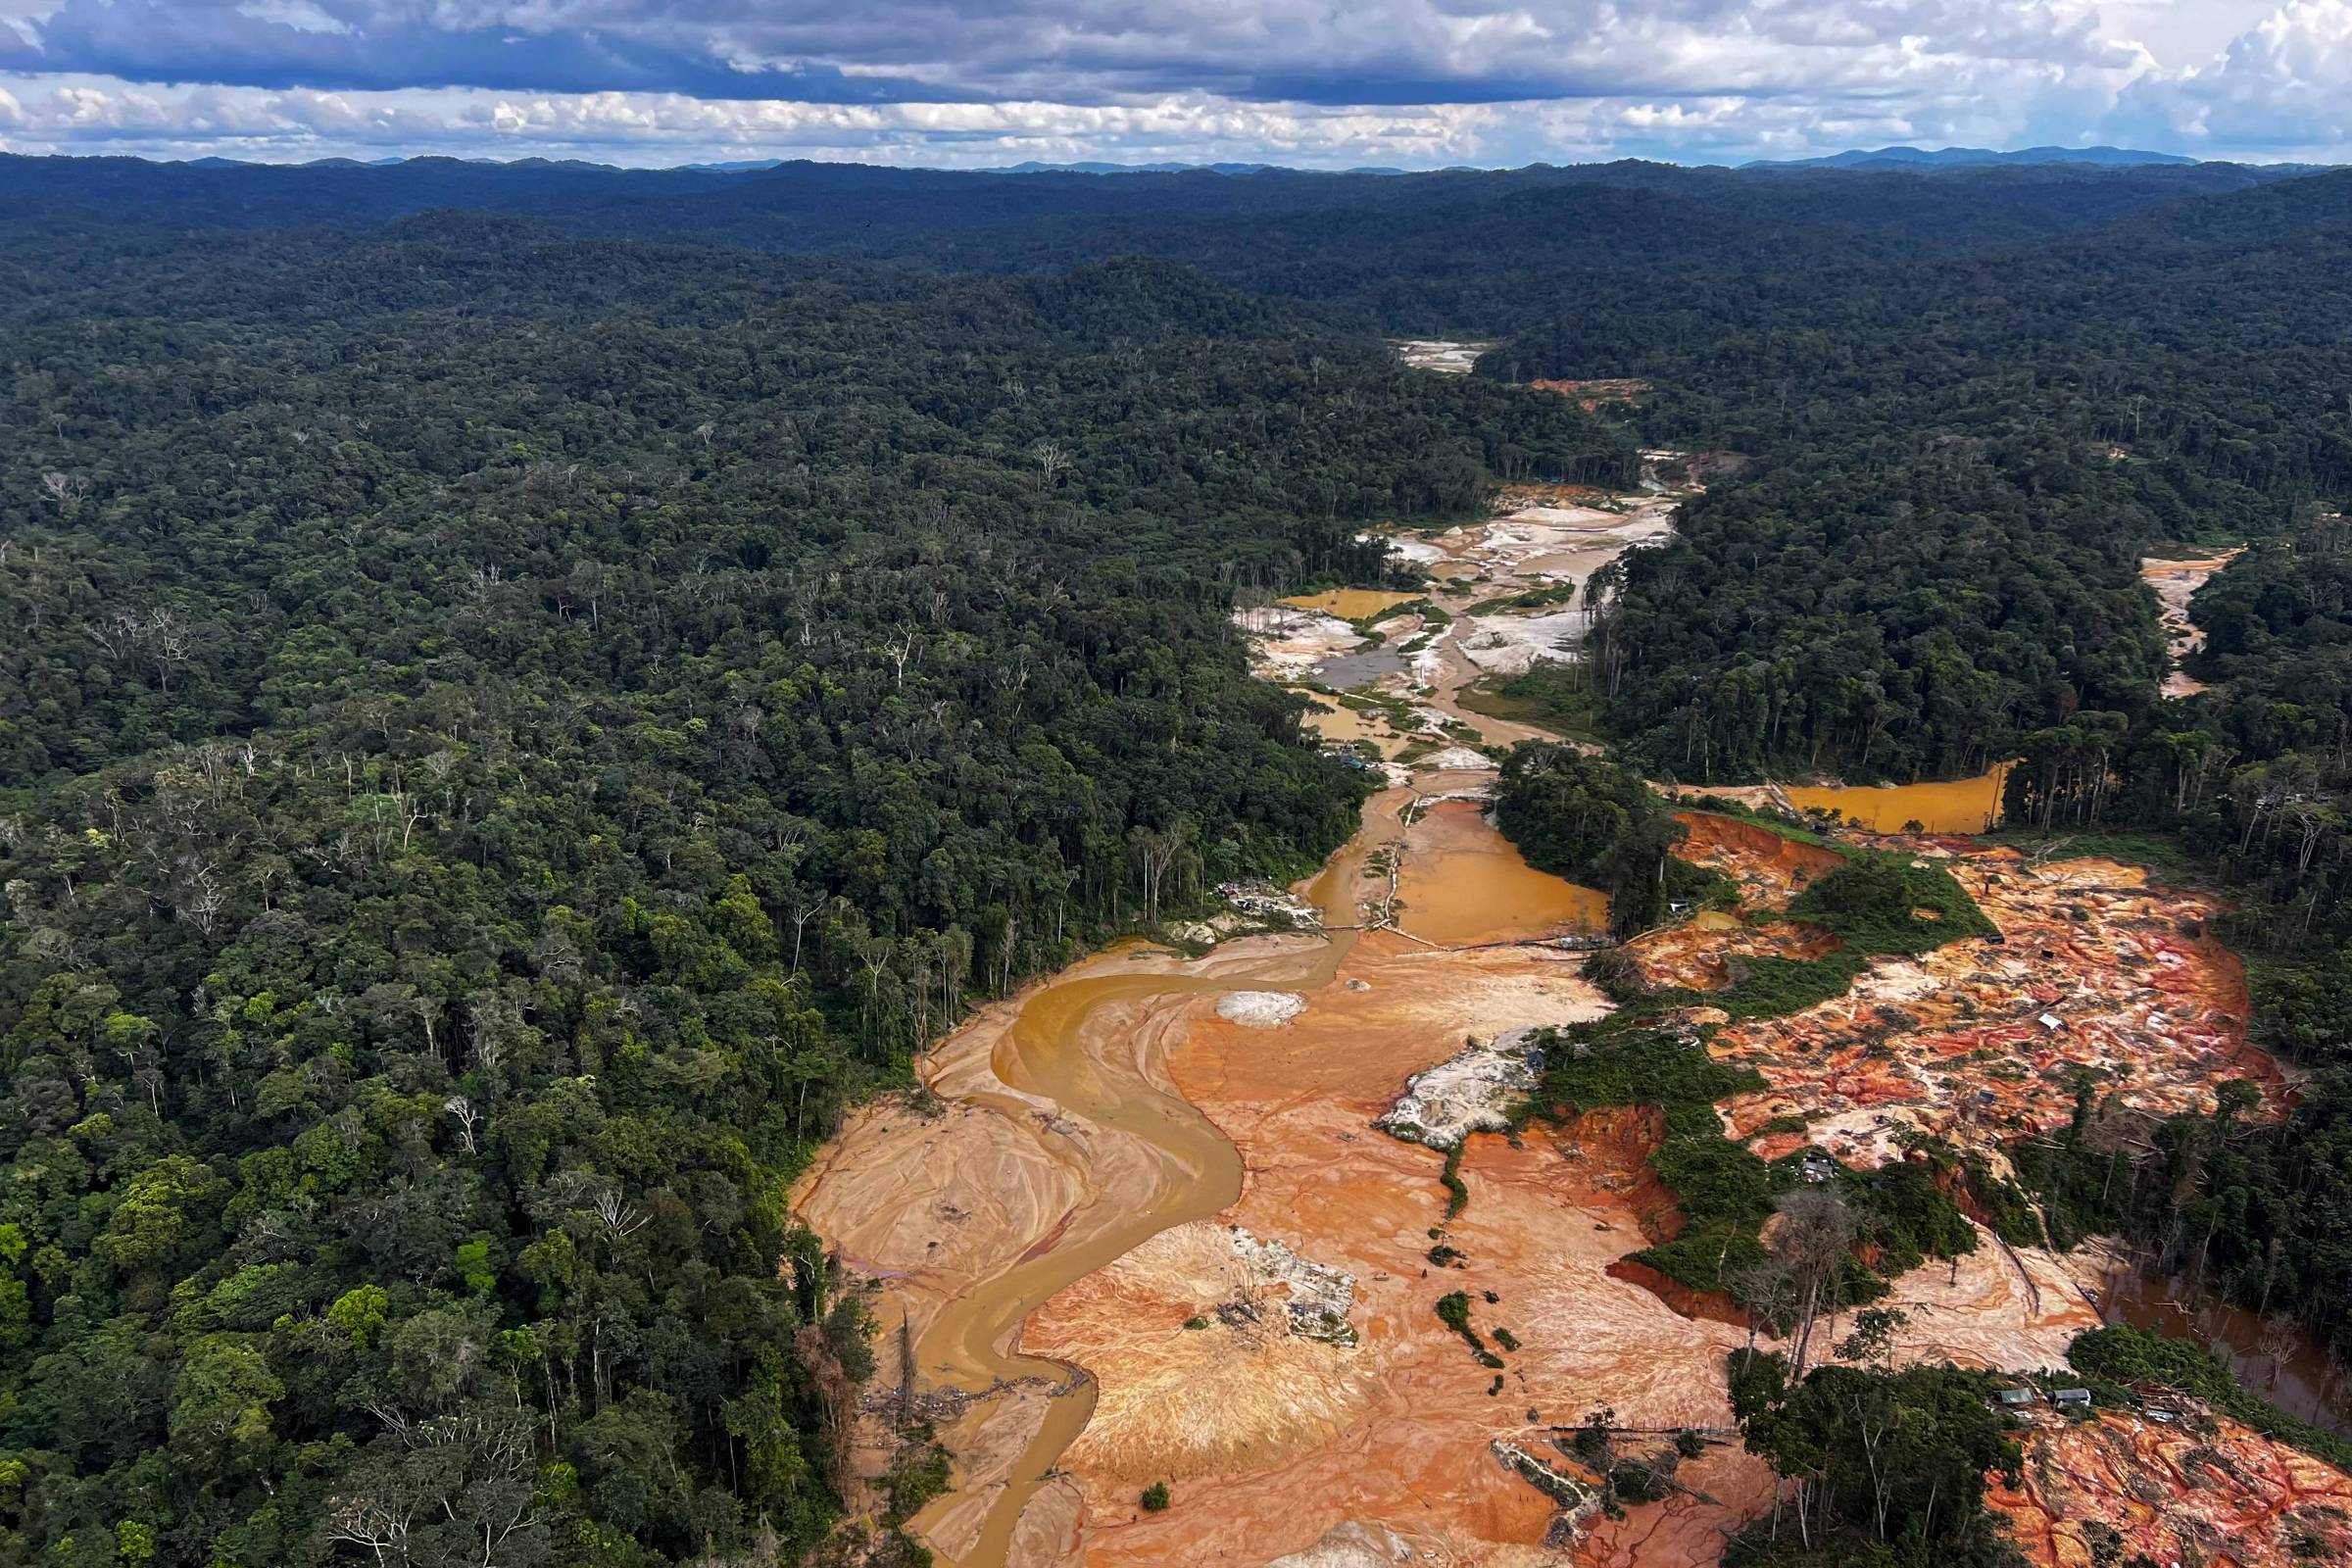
[0,215,1626,1565]
[1491,170,2352,782]
[0,154,2308,331]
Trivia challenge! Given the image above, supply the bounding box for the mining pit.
[1391,338,1492,373]
[1989,1405,2352,1568]
[1704,848,2278,1164]
[2141,550,2243,698]
[792,470,2345,1566]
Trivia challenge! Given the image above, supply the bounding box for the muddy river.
[804,782,1609,1566]
[1394,797,1608,944]
[2098,1262,2352,1437]
[897,841,1374,1565]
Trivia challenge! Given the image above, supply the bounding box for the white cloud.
[0,4,2343,165]
[233,0,352,35]
[2111,0,2352,156]
[0,73,1510,165]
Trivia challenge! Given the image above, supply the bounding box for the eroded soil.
[2141,551,2242,699]
[1029,1012,1764,1565]
[1989,1406,2352,1568]
[793,472,2346,1567]
[1705,849,2279,1166]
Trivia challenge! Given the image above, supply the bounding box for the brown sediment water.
[1392,797,1607,944]
[2097,1261,2352,1437]
[1783,761,2013,834]
[899,808,1386,1566]
[886,792,1608,1564]
[1288,691,1411,758]
[1277,588,1422,620]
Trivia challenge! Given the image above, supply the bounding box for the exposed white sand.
[1216,991,1308,1028]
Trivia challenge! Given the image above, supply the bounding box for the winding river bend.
[898,832,1376,1565]
[795,769,1609,1565]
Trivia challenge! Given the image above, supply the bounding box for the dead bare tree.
[1030,438,1071,487]
[39,470,89,514]
[1770,1188,1858,1379]
[443,1094,480,1154]
[1130,823,1186,927]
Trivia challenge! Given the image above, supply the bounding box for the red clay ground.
[1020,932,1764,1565]
[1989,1405,2352,1568]
[1705,849,2281,1169]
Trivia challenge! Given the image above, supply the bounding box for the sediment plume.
[792,472,2323,1566]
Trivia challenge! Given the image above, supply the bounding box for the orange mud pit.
[1394,797,1608,944]
[1783,763,2012,835]
[1989,1407,2352,1568]
[1277,588,1424,620]
[1706,850,2285,1166]
[1673,811,1845,907]
[1628,917,1842,993]
[1621,813,1842,993]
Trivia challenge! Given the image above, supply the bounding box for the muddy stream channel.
[901,827,1376,1565]
[796,773,1602,1566]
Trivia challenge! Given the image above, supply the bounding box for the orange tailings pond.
[1275,588,1424,620]
[792,787,2333,1566]
[1782,762,2012,834]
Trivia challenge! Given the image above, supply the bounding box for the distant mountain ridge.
[1746,144,2200,171]
[986,161,1408,175]
[100,149,2213,178]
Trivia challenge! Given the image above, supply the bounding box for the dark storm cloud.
[0,1,982,101]
[0,0,2138,106]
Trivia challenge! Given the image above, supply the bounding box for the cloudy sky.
[0,1,2343,168]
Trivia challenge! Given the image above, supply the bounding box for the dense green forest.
[1494,172,2352,783]
[1726,1353,2023,1568]
[0,156,2305,330]
[0,212,1627,1565]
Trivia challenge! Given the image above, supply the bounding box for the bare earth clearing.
[1390,338,1493,374]
[2141,550,2242,698]
[793,461,2342,1565]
